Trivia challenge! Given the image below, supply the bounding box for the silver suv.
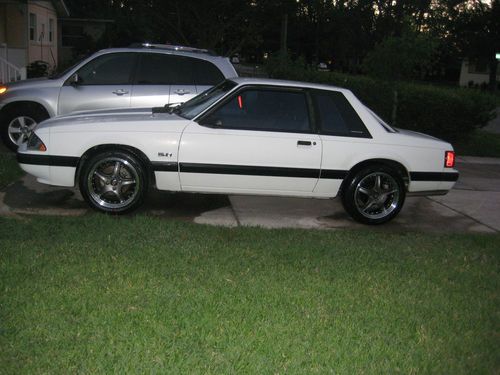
[0,44,237,150]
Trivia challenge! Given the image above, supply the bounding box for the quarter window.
[203,88,311,133]
[76,53,136,85]
[314,90,371,138]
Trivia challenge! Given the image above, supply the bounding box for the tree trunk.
[488,56,498,91]
[391,88,398,126]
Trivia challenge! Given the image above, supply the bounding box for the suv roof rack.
[129,43,217,56]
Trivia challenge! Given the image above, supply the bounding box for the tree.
[363,25,437,124]
[451,0,500,90]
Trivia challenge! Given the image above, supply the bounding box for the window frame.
[64,52,139,86]
[29,13,37,41]
[311,89,372,139]
[49,18,54,43]
[196,84,317,135]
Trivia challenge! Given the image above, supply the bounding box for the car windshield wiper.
[152,103,182,114]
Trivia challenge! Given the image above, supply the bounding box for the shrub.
[266,54,498,142]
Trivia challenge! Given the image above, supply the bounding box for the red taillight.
[445,151,455,168]
[237,95,243,109]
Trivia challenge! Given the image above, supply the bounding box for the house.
[459,58,500,88]
[0,0,69,83]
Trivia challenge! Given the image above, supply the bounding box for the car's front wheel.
[342,165,405,225]
[79,151,147,214]
[0,104,49,151]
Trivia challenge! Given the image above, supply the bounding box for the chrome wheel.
[354,171,400,220]
[8,116,37,146]
[87,157,139,210]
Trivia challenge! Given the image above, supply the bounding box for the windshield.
[175,80,237,120]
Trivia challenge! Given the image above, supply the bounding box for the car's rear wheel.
[79,151,147,214]
[0,104,49,151]
[342,165,405,225]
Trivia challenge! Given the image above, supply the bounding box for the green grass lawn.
[1,215,498,374]
[0,152,23,189]
[454,130,500,158]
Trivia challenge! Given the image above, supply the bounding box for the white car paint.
[17,78,459,222]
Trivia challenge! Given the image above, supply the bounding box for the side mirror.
[68,73,79,86]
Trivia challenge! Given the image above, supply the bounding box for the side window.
[203,88,311,133]
[76,53,136,85]
[135,54,194,85]
[192,59,225,85]
[314,90,371,138]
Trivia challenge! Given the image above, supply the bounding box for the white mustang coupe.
[17,78,459,224]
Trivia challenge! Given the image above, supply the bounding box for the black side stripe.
[18,153,459,184]
[410,172,459,182]
[151,161,178,172]
[153,162,348,180]
[17,153,79,167]
[320,169,348,179]
[179,163,322,178]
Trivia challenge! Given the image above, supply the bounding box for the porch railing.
[0,56,27,84]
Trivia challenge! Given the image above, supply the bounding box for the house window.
[29,13,36,41]
[41,23,45,42]
[49,19,54,43]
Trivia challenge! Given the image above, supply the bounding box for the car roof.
[94,47,230,64]
[228,77,349,94]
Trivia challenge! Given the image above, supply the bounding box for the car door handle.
[174,89,190,95]
[112,89,129,96]
[297,140,312,146]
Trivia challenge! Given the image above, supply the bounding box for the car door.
[167,55,198,105]
[178,86,322,195]
[130,53,196,108]
[58,53,136,115]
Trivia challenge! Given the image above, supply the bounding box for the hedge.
[266,57,498,142]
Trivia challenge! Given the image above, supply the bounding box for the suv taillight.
[445,151,455,168]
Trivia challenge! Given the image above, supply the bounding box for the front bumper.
[17,151,78,187]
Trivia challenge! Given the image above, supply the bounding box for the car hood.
[69,107,156,117]
[3,77,62,91]
[36,109,187,133]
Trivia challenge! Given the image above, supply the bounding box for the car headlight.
[27,132,47,152]
[0,86,7,94]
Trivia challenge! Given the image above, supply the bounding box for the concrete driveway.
[1,156,499,233]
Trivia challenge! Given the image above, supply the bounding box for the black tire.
[341,165,406,225]
[0,103,49,151]
[79,150,147,214]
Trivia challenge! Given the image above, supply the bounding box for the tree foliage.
[63,0,499,88]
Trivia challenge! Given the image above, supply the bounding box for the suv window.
[314,90,371,138]
[134,53,224,86]
[135,54,194,85]
[192,59,225,85]
[203,87,311,133]
[76,53,136,85]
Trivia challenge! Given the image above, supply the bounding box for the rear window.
[313,90,371,138]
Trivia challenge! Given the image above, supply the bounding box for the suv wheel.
[0,104,49,151]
